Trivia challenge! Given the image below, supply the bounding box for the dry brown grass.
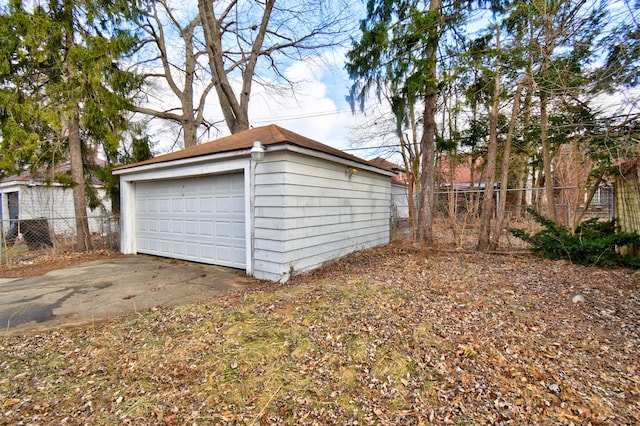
[1,239,638,424]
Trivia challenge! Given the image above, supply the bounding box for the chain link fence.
[391,185,617,245]
[0,215,119,266]
[432,186,615,223]
[394,186,615,222]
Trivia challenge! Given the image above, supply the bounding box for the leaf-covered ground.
[1,242,638,424]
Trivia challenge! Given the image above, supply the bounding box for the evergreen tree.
[347,0,447,244]
[0,0,143,251]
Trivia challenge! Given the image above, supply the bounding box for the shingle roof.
[114,124,391,172]
[369,157,405,173]
[368,157,409,186]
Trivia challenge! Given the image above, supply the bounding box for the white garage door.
[135,173,246,268]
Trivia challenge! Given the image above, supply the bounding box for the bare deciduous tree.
[347,91,422,238]
[135,0,216,148]
[491,79,525,247]
[197,0,354,134]
[134,0,353,145]
[477,26,500,251]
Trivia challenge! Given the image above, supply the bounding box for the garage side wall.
[253,151,390,282]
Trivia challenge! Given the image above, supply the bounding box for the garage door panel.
[185,243,198,257]
[215,197,231,213]
[233,223,245,238]
[201,244,214,259]
[171,199,183,212]
[170,220,181,233]
[200,199,213,212]
[205,220,217,233]
[136,173,245,269]
[232,197,244,212]
[185,221,198,235]
[172,241,184,255]
[215,222,231,237]
[185,198,198,212]
[158,199,170,212]
[217,250,231,263]
[159,220,170,232]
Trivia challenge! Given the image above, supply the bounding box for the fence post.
[108,215,113,249]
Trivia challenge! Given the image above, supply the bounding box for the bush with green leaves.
[509,208,640,268]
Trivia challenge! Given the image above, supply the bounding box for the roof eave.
[112,143,393,178]
[270,144,395,177]
[113,149,251,176]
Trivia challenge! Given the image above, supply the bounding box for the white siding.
[391,183,410,219]
[0,184,111,235]
[252,151,390,282]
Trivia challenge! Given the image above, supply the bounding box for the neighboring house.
[0,162,112,240]
[114,125,394,283]
[437,154,485,190]
[369,157,410,219]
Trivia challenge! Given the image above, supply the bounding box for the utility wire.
[250,108,353,124]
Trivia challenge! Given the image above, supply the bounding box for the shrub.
[509,208,640,268]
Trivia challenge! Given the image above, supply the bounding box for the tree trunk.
[448,153,459,243]
[418,90,437,244]
[538,13,557,222]
[198,0,247,133]
[400,130,419,240]
[540,94,557,222]
[477,28,500,251]
[61,0,91,252]
[514,75,534,219]
[477,110,498,250]
[534,166,544,209]
[417,0,440,245]
[491,80,524,248]
[182,17,198,147]
[137,4,211,148]
[68,111,92,252]
[513,170,525,219]
[198,0,274,134]
[183,119,198,148]
[406,102,422,239]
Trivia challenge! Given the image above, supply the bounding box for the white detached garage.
[114,125,393,282]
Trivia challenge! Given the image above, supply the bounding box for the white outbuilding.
[1,162,112,238]
[113,125,394,282]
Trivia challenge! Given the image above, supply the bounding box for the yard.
[1,234,639,424]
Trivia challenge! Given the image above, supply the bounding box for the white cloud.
[140,47,397,163]
[248,56,354,150]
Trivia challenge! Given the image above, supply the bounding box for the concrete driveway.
[0,256,258,334]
